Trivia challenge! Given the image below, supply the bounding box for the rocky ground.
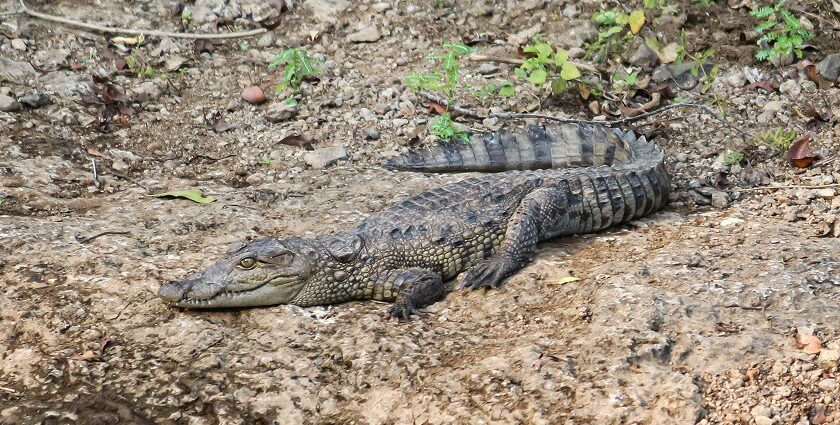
[2,0,840,423]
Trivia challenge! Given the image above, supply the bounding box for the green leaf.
[550,78,567,94]
[152,189,216,204]
[560,62,581,80]
[498,82,515,96]
[446,43,473,56]
[552,276,581,285]
[514,67,528,79]
[529,69,547,85]
[554,49,569,66]
[628,10,646,34]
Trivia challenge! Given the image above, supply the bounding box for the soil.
[2,0,840,424]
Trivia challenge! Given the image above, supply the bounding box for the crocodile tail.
[384,123,637,173]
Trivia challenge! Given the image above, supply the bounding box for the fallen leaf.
[428,101,447,115]
[747,80,774,93]
[810,406,828,424]
[628,10,646,35]
[85,147,113,160]
[784,135,818,168]
[71,350,99,361]
[111,34,145,45]
[206,110,236,133]
[278,133,315,150]
[795,331,822,354]
[658,43,679,63]
[194,39,216,54]
[800,60,833,90]
[551,276,581,285]
[151,189,216,204]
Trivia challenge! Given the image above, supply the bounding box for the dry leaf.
[151,189,216,204]
[795,331,822,354]
[111,35,145,45]
[85,147,113,160]
[428,101,447,115]
[278,133,315,149]
[747,81,774,93]
[785,135,818,168]
[551,276,581,285]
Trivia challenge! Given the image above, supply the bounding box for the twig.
[418,91,754,138]
[720,303,764,311]
[0,386,16,393]
[75,230,131,244]
[12,0,268,39]
[186,154,236,164]
[736,183,840,192]
[791,7,840,31]
[467,54,601,75]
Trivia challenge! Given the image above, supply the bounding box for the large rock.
[816,53,840,82]
[303,147,347,169]
[0,58,36,82]
[0,94,21,112]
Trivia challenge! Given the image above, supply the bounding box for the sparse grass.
[514,36,582,95]
[428,113,468,142]
[757,128,797,151]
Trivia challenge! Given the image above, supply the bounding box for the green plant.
[586,8,645,63]
[268,48,321,93]
[429,113,467,142]
[125,53,158,79]
[757,128,797,150]
[404,42,474,100]
[181,9,193,21]
[722,151,744,166]
[239,41,250,51]
[750,1,813,62]
[514,36,582,95]
[260,155,272,166]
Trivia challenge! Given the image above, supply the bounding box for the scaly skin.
[159,123,670,318]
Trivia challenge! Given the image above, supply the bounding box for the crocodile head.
[158,237,318,308]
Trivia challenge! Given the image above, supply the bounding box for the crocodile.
[158,123,670,318]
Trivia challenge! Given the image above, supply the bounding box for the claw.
[460,257,511,290]
[384,303,414,321]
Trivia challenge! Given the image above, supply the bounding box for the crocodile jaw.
[159,276,307,309]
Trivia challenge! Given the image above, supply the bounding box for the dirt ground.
[2,0,840,424]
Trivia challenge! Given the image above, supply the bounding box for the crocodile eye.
[238,257,257,269]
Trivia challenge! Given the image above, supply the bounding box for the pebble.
[817,378,837,391]
[815,188,835,198]
[303,147,348,169]
[365,127,380,140]
[778,80,801,97]
[763,100,784,112]
[18,93,51,108]
[347,26,381,43]
[818,349,840,368]
[816,53,840,81]
[11,38,26,51]
[720,217,744,228]
[0,94,21,112]
[265,102,298,123]
[241,86,267,105]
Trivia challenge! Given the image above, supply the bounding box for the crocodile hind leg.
[459,187,569,290]
[378,268,447,320]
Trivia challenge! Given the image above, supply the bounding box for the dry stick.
[736,183,840,192]
[12,0,268,39]
[418,91,754,138]
[75,230,131,244]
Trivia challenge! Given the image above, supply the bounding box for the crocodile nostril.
[158,280,187,302]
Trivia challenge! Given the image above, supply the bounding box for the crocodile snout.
[158,280,188,303]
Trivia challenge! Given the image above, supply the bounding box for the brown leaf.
[86,147,112,160]
[810,406,828,424]
[744,167,774,186]
[71,350,99,361]
[747,81,775,93]
[428,101,447,115]
[207,111,236,133]
[801,60,834,89]
[785,135,818,168]
[278,133,315,150]
[795,331,822,354]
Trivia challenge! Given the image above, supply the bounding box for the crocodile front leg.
[459,187,570,289]
[374,268,447,320]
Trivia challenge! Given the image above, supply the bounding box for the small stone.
[711,191,730,209]
[18,93,51,108]
[779,80,801,97]
[753,416,774,425]
[365,127,380,140]
[720,217,744,228]
[725,70,747,87]
[763,100,785,112]
[347,26,381,43]
[751,405,773,419]
[816,53,840,81]
[818,349,840,368]
[562,4,579,18]
[265,102,298,123]
[241,86,267,104]
[0,57,37,82]
[164,55,188,72]
[815,188,836,198]
[131,81,162,102]
[818,378,838,391]
[11,38,26,51]
[303,147,348,169]
[0,94,21,112]
[476,63,500,75]
[627,41,658,69]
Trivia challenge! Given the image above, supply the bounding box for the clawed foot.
[458,255,518,290]
[382,301,416,321]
